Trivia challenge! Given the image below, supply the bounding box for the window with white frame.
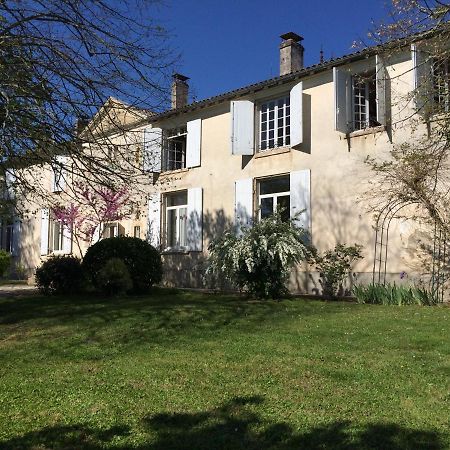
[164,191,188,249]
[134,225,141,238]
[163,127,187,171]
[259,96,290,151]
[352,71,378,131]
[0,220,14,253]
[48,218,64,253]
[432,57,450,112]
[258,175,290,222]
[102,223,124,239]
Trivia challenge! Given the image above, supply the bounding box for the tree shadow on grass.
[1,396,446,450]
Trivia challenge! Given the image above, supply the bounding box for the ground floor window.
[48,218,64,253]
[134,225,141,239]
[164,191,188,249]
[0,220,14,253]
[258,175,290,221]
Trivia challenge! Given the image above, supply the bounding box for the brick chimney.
[279,32,304,76]
[171,73,189,109]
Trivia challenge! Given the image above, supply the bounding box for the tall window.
[258,175,290,222]
[0,220,14,253]
[48,218,64,253]
[165,191,187,249]
[259,96,290,151]
[163,127,187,171]
[352,71,378,130]
[433,57,450,112]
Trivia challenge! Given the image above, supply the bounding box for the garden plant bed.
[0,290,448,449]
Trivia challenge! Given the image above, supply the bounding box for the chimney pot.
[171,73,189,109]
[279,32,304,76]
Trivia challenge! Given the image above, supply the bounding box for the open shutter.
[376,55,388,126]
[62,225,72,254]
[187,187,202,251]
[231,100,254,155]
[5,169,16,199]
[235,178,253,236]
[53,155,68,192]
[333,67,351,133]
[290,81,303,147]
[411,44,432,114]
[11,218,20,256]
[186,118,202,168]
[290,170,311,237]
[91,225,101,245]
[40,209,49,255]
[143,127,162,172]
[147,191,161,248]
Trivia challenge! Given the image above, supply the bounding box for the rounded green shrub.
[83,237,162,293]
[96,257,132,296]
[35,256,84,295]
[0,250,11,277]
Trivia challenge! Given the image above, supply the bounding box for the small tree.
[311,244,363,298]
[52,183,131,257]
[207,213,311,299]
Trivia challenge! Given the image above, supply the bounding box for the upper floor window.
[163,127,187,171]
[432,57,450,113]
[259,96,290,151]
[258,175,290,222]
[352,71,378,131]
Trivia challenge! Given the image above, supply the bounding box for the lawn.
[0,290,448,449]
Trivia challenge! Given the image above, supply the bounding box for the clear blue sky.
[153,0,391,103]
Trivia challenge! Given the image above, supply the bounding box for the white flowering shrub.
[207,213,311,299]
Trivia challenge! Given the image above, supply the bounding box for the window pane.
[167,209,177,247]
[260,176,290,194]
[179,207,187,247]
[277,195,290,222]
[260,197,273,218]
[167,191,187,207]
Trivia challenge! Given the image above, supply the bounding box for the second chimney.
[279,32,304,76]
[171,73,189,109]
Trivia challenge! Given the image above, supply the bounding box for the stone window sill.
[345,125,386,139]
[254,147,291,158]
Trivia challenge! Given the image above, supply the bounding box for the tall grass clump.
[353,283,438,306]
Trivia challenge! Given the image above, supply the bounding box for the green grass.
[0,290,448,449]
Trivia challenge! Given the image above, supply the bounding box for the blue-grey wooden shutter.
[187,187,202,251]
[186,119,202,168]
[290,81,303,147]
[333,67,351,133]
[147,191,161,248]
[376,55,388,126]
[411,44,432,114]
[143,127,162,172]
[231,100,254,155]
[290,170,311,235]
[234,178,253,236]
[40,209,49,255]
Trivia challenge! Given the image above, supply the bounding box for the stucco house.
[1,29,446,292]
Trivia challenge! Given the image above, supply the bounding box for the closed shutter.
[290,81,303,147]
[376,55,389,126]
[186,118,202,168]
[234,178,253,236]
[40,209,49,255]
[143,127,162,172]
[290,170,311,238]
[52,155,68,192]
[62,225,72,254]
[147,191,161,248]
[333,67,351,133]
[11,218,20,256]
[411,44,432,114]
[187,187,202,251]
[230,100,254,155]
